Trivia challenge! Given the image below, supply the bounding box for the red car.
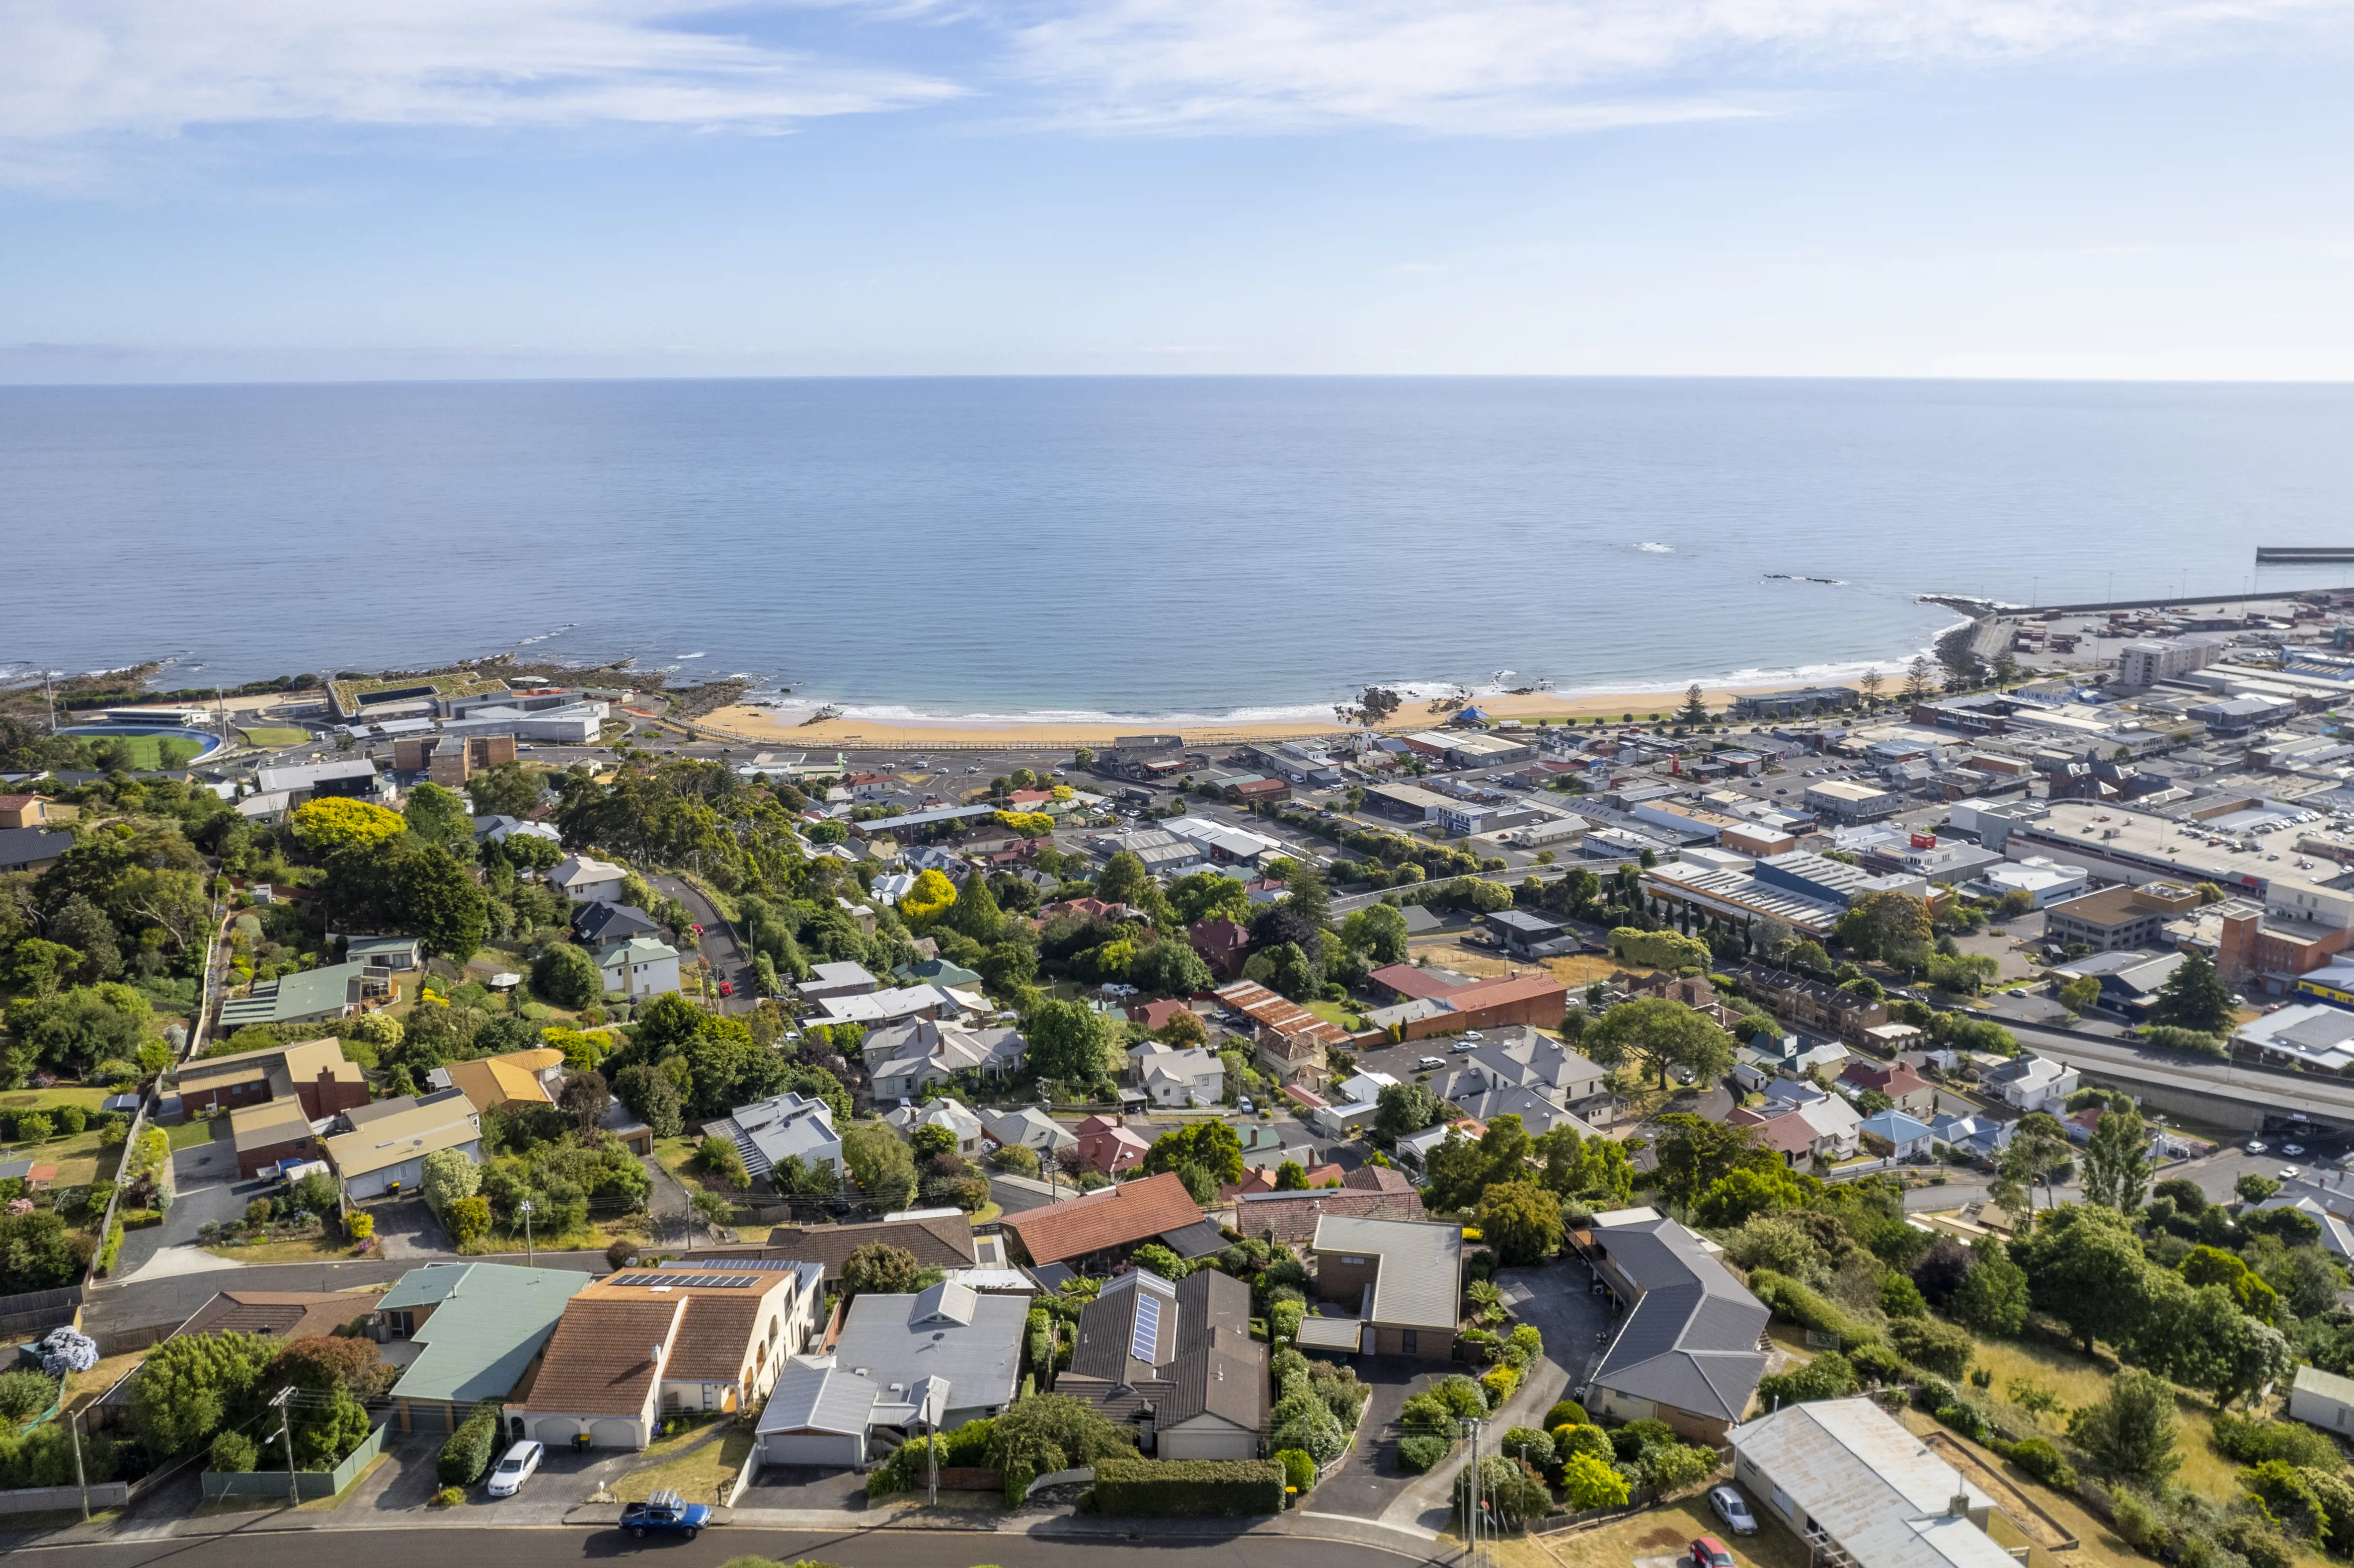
[690,923,703,935]
[1690,1538,1735,1568]
[717,981,734,997]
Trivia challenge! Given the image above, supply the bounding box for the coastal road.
[649,873,752,1015]
[7,1525,1436,1568]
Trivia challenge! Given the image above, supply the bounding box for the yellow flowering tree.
[994,810,1054,838]
[899,869,959,922]
[289,796,407,853]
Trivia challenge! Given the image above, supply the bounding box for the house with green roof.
[376,1262,594,1436]
[593,936,679,999]
[217,959,388,1030]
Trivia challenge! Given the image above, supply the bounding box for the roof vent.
[1949,1493,1970,1517]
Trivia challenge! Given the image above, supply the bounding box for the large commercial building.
[1729,1399,2019,1568]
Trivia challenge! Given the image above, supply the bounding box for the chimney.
[1948,1492,1971,1518]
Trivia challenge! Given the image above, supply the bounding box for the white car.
[2281,1167,2301,1181]
[485,1439,543,1497]
[2283,1144,2307,1157]
[1417,1056,1446,1070]
[2247,1140,2269,1155]
[1709,1485,1758,1535]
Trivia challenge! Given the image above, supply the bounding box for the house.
[2049,949,2187,1020]
[706,1091,844,1180]
[693,1212,977,1283]
[1456,1024,1616,1125]
[884,1097,986,1156]
[595,936,681,999]
[754,1360,888,1469]
[1000,1170,1206,1270]
[0,794,73,829]
[229,1098,326,1177]
[216,959,391,1031]
[864,1018,1027,1102]
[326,1089,482,1199]
[1392,1124,1456,1174]
[475,814,562,848]
[1483,909,1579,959]
[1839,1059,1936,1116]
[2233,1004,2354,1074]
[1443,1081,1603,1139]
[1070,1113,1151,1177]
[1188,920,1252,982]
[1363,972,1573,1044]
[174,1035,371,1121]
[1057,1269,1268,1459]
[829,1280,1030,1429]
[1930,1112,2013,1164]
[1729,1398,2019,1568]
[981,1105,1076,1158]
[1982,1052,2080,1112]
[342,934,424,971]
[1582,1212,1769,1442]
[515,1261,818,1449]
[93,1288,387,1432]
[433,1047,567,1114]
[376,1262,595,1436]
[1308,1214,1463,1358]
[1860,1109,1938,1162]
[572,902,664,945]
[255,758,388,803]
[1132,1043,1224,1107]
[1368,962,1479,1003]
[547,854,629,904]
[808,984,973,1030]
[1737,965,1893,1045]
[895,958,985,990]
[1125,997,1202,1033]
[1222,1162,1343,1199]
[2290,1365,2354,1437]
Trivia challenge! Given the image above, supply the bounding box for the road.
[1994,1021,2354,1129]
[5,1524,1436,1568]
[650,873,752,1015]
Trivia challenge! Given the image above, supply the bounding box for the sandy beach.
[694,681,1833,752]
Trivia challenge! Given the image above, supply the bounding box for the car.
[621,1490,710,1539]
[2283,1144,2307,1157]
[1690,1535,1736,1568]
[2281,1166,2301,1180]
[1417,1056,1446,1070]
[486,1439,543,1497]
[1237,1097,1254,1113]
[717,981,734,997]
[1451,1039,1478,1052]
[1709,1486,1757,1535]
[689,923,703,934]
[2248,1140,2269,1154]
[967,765,983,773]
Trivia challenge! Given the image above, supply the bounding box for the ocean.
[5,377,2353,722]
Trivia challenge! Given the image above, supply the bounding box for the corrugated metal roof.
[1731,1399,2012,1568]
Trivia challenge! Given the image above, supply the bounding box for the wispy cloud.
[994,0,2347,133]
[0,0,964,144]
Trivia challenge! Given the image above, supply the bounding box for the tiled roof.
[440,1048,562,1112]
[524,1295,683,1416]
[179,1289,385,1343]
[687,1213,975,1280]
[1232,1188,1425,1246]
[1000,1171,1204,1266]
[1590,1215,1769,1422]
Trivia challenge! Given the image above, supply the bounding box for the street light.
[518,1199,535,1266]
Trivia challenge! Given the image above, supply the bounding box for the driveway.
[736,1464,873,1512]
[650,873,751,1014]
[1300,1355,1458,1520]
[366,1196,452,1259]
[116,1124,258,1279]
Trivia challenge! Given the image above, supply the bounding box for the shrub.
[1888,1317,1974,1379]
[2211,1412,2343,1469]
[1937,1403,1995,1443]
[1545,1399,1589,1429]
[1401,1394,1456,1436]
[1431,1375,1488,1420]
[1561,1449,1632,1509]
[1275,1448,1316,1496]
[1745,1268,1876,1348]
[1090,1457,1286,1517]
[1506,1324,1543,1364]
[1271,1389,1348,1465]
[1479,1365,1519,1409]
[345,1211,374,1242]
[430,1485,465,1509]
[1757,1353,1858,1409]
[1500,1426,1557,1470]
[1556,1424,1614,1465]
[0,1371,59,1423]
[438,1403,500,1486]
[209,1430,257,1473]
[1397,1435,1452,1474]
[2000,1437,2076,1489]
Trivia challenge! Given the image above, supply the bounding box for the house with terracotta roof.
[1220,1162,1343,1200]
[1838,1058,1935,1116]
[1071,1113,1151,1177]
[1231,1186,1426,1248]
[513,1261,819,1449]
[1188,919,1252,982]
[1124,997,1202,1033]
[432,1046,567,1113]
[999,1170,1206,1270]
[1367,962,1479,1003]
[1369,971,1572,1044]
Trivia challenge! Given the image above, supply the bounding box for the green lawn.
[238,726,311,747]
[79,733,208,771]
[0,1086,110,1112]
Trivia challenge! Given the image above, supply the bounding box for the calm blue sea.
[5,377,2353,721]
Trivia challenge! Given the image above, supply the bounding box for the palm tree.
[1466,1279,1506,1327]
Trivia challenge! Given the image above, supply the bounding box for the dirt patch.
[1631,1525,1690,1552]
[1919,1430,2078,1551]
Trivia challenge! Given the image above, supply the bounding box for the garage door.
[762,1431,862,1468]
[592,1418,643,1449]
[407,1403,448,1435]
[1158,1427,1255,1462]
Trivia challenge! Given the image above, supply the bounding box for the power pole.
[68,1405,89,1522]
[519,1199,535,1266]
[270,1386,299,1505]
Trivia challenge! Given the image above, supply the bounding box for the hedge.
[1397,1435,1452,1475]
[1091,1457,1286,1517]
[1744,1269,1880,1349]
[438,1403,501,1486]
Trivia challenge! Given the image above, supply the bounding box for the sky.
[4,0,2354,381]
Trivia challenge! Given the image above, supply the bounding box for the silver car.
[1709,1484,1757,1535]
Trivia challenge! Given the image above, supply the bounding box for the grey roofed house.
[255,758,385,798]
[982,1105,1076,1155]
[1399,904,1445,936]
[707,1090,843,1177]
[755,1359,884,1468]
[865,1017,1028,1101]
[1729,1398,2016,1568]
[571,902,663,944]
[0,826,73,872]
[1310,1213,1462,1336]
[1442,1081,1604,1139]
[1585,1212,1770,1438]
[797,960,879,1000]
[1457,1024,1614,1119]
[1055,1268,1268,1460]
[830,1280,1029,1429]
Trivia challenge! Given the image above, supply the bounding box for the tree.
[418,1147,479,1216]
[1902,655,1934,703]
[532,942,600,1008]
[900,869,958,923]
[612,1062,683,1138]
[290,1171,341,1217]
[2068,1368,2181,1484]
[1584,999,1737,1091]
[1024,999,1112,1086]
[841,1242,922,1299]
[467,762,543,820]
[402,782,474,848]
[1143,1120,1245,1187]
[1171,871,1252,927]
[0,1210,80,1294]
[1477,1180,1565,1264]
[1648,1114,1779,1209]
[558,1068,608,1137]
[2058,975,2102,1014]
[1374,1081,1444,1144]
[1561,1449,1632,1509]
[1128,939,1212,998]
[2083,1104,2154,1215]
[2000,1112,2073,1214]
[1158,1009,1208,1049]
[2012,1203,2157,1354]
[1274,1161,1309,1191]
[5,983,151,1079]
[910,1123,957,1161]
[698,1133,751,1188]
[1858,669,1884,707]
[4,938,81,998]
[1095,851,1153,909]
[2150,949,2233,1033]
[842,1124,918,1210]
[1678,684,1709,725]
[289,797,405,853]
[1341,904,1410,964]
[392,843,489,963]
[1694,1166,1818,1228]
[131,1331,277,1456]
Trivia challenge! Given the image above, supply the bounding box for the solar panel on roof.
[1129,1292,1162,1364]
[611,1271,756,1289]
[687,1256,784,1271]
